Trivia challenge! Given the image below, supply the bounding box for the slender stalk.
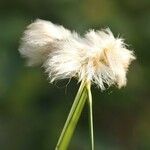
[55,80,87,150]
[87,81,94,150]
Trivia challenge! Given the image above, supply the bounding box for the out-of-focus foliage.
[0,0,149,150]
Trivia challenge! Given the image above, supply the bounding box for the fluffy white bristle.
[19,20,136,90]
[19,19,71,66]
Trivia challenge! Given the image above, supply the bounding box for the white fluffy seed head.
[84,29,136,89]
[19,19,71,66]
[19,20,136,90]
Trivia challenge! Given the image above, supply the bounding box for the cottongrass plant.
[19,19,136,150]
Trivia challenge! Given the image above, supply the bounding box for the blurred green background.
[0,0,150,149]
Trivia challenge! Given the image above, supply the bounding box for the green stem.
[55,80,87,150]
[87,81,94,150]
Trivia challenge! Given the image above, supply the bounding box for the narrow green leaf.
[55,80,87,150]
[87,81,94,150]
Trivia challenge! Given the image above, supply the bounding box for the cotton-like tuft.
[84,29,136,89]
[19,20,136,90]
[19,19,71,66]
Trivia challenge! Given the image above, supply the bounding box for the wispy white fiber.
[19,19,71,66]
[19,19,135,90]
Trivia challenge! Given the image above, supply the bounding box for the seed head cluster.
[19,19,135,90]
